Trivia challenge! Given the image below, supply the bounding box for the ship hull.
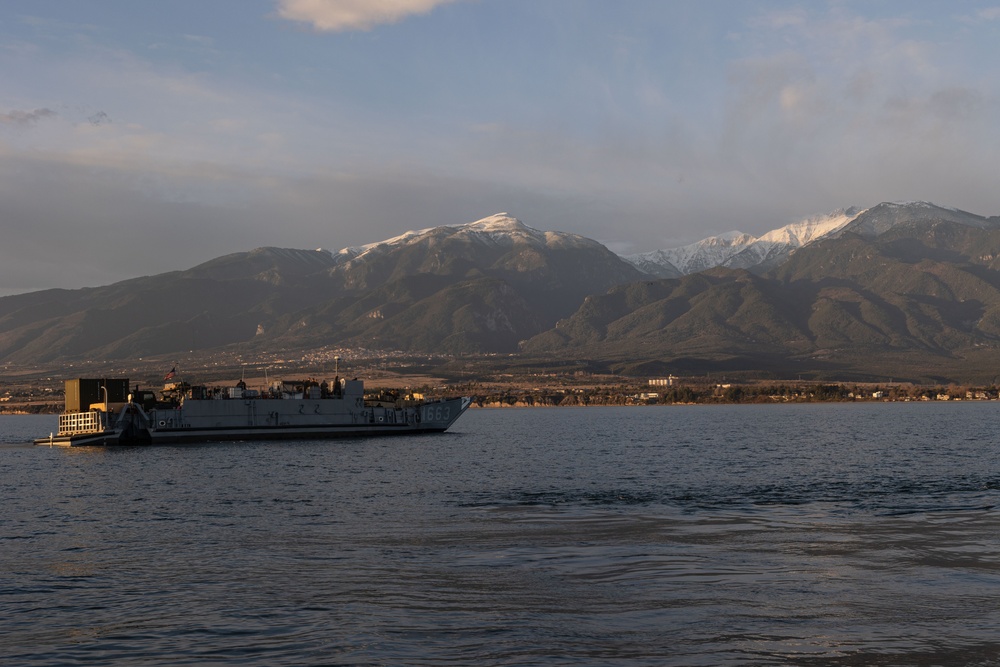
[35,431,128,447]
[36,396,471,447]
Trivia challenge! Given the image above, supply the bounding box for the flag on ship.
[164,367,176,381]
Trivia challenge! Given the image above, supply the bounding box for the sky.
[3,1,1000,294]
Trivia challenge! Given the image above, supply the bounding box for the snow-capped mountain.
[624,231,756,278]
[834,201,992,238]
[8,203,1000,369]
[624,207,863,276]
[620,250,683,279]
[335,213,601,266]
[758,207,861,246]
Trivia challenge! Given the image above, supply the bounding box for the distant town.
[2,347,999,414]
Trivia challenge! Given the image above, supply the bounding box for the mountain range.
[0,214,641,363]
[530,202,1000,382]
[623,206,855,277]
[5,203,1000,383]
[623,202,998,279]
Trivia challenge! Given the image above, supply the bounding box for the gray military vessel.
[36,376,470,446]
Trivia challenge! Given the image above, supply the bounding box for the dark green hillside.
[0,216,644,362]
[525,219,1000,383]
[525,269,812,360]
[355,277,539,353]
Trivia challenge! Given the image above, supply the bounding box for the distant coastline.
[465,381,997,408]
[3,379,996,416]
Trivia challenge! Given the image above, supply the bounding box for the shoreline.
[4,379,996,414]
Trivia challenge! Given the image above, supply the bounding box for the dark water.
[4,403,1000,666]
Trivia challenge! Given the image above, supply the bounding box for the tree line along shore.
[452,380,999,407]
[3,380,1000,415]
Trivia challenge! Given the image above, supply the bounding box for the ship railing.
[58,410,107,435]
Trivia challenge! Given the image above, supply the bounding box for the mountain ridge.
[622,206,865,276]
[6,203,1000,382]
[526,209,1000,382]
[0,213,644,363]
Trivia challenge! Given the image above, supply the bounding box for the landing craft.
[36,376,470,446]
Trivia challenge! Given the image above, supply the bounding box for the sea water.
[3,403,1000,666]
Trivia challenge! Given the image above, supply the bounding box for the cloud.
[749,7,807,30]
[274,0,462,32]
[0,108,57,127]
[87,111,111,126]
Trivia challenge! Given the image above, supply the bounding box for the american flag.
[164,367,176,381]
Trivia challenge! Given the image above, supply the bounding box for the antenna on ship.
[332,355,342,397]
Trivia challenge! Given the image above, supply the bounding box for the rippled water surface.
[4,404,1000,665]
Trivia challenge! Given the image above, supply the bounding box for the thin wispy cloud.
[274,0,462,31]
[3,1,1000,294]
[0,108,57,127]
[748,7,807,30]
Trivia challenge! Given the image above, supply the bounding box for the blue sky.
[3,0,1000,294]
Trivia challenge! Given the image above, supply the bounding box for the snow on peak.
[715,231,754,243]
[336,226,435,261]
[758,208,863,246]
[334,213,569,264]
[451,213,600,251]
[623,206,867,276]
[449,213,546,244]
[701,231,756,246]
[887,201,936,209]
[460,213,528,233]
[625,231,757,275]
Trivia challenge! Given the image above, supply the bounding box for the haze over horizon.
[3,1,1000,295]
